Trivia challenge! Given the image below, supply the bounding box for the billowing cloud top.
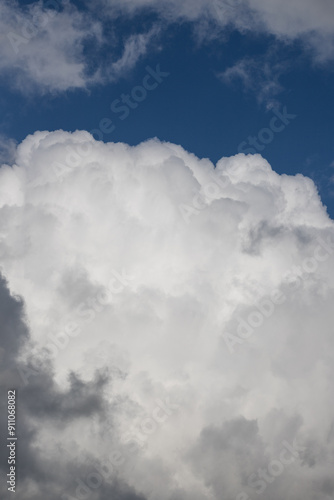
[0,131,334,499]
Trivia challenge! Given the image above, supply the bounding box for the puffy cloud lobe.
[0,131,334,499]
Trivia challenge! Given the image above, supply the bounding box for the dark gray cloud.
[188,417,266,499]
[0,275,147,500]
[0,275,29,368]
[21,369,109,421]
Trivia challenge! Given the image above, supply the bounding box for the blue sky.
[0,0,334,214]
[2,3,334,500]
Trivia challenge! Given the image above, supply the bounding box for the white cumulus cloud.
[0,131,334,499]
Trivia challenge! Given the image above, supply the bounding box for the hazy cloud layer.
[0,131,334,498]
[217,46,289,108]
[0,0,158,93]
[0,0,333,95]
[103,0,334,61]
